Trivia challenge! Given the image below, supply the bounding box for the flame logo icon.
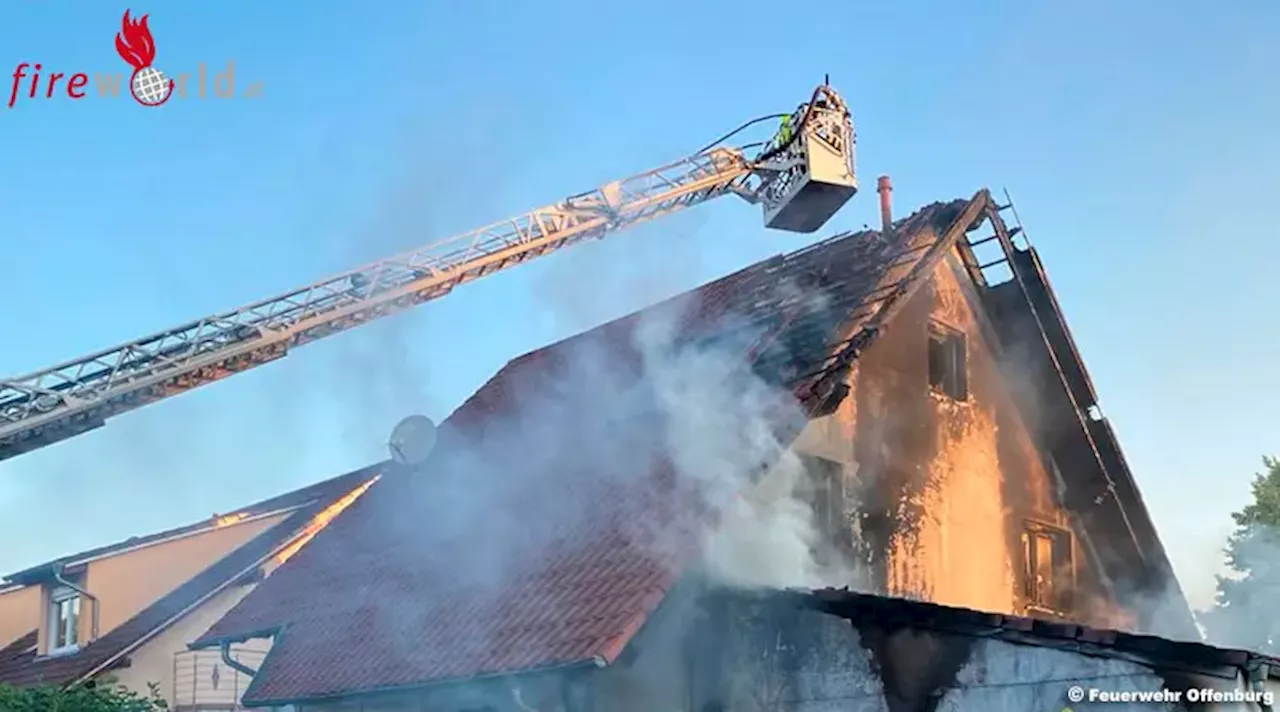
[114,10,174,107]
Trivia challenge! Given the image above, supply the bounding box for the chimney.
[877,175,893,236]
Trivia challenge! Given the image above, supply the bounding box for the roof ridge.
[4,465,378,583]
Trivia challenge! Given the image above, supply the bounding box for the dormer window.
[48,585,81,654]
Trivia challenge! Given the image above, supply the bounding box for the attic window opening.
[48,585,81,654]
[927,322,968,401]
[1021,522,1073,615]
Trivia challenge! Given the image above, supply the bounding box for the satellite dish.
[388,414,437,466]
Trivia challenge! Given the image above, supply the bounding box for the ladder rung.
[978,258,1008,270]
[968,235,999,247]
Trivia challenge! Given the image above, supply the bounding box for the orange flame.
[214,512,249,528]
[274,476,380,566]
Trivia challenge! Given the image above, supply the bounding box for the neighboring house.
[0,466,379,710]
[191,189,1209,711]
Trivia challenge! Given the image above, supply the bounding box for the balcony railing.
[172,646,267,711]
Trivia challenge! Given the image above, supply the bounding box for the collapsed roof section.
[702,587,1274,710]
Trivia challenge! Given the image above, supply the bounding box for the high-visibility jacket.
[778,114,793,145]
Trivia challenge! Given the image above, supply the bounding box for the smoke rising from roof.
[305,226,868,678]
[632,304,861,591]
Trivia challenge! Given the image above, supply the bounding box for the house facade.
[191,189,1214,711]
[0,467,378,710]
[242,584,1277,712]
[785,217,1152,630]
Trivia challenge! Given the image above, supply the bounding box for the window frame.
[1020,520,1075,616]
[46,585,82,655]
[927,320,969,401]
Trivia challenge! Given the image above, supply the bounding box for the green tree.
[1202,455,1280,653]
[0,679,167,712]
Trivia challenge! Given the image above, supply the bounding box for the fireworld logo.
[115,10,174,105]
[8,9,262,109]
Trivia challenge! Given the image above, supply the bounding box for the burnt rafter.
[794,189,994,416]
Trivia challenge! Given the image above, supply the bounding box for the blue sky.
[0,0,1276,612]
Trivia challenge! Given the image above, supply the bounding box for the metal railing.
[172,646,267,711]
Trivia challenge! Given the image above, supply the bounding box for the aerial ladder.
[0,84,859,463]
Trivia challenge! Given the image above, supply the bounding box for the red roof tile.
[201,416,708,699]
[196,200,981,705]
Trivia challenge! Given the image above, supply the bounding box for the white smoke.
[628,290,860,591]
[702,450,846,589]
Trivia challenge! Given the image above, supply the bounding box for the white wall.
[110,581,269,708]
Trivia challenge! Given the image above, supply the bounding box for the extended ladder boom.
[0,84,858,463]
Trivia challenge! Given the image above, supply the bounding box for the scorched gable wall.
[792,251,1123,626]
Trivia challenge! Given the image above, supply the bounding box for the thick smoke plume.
[469,285,858,588]
[346,257,865,672]
[701,450,851,589]
[630,308,860,591]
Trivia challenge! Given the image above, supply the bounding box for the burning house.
[185,189,1278,711]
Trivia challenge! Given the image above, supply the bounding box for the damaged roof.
[194,189,1190,705]
[0,466,377,689]
[790,588,1279,680]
